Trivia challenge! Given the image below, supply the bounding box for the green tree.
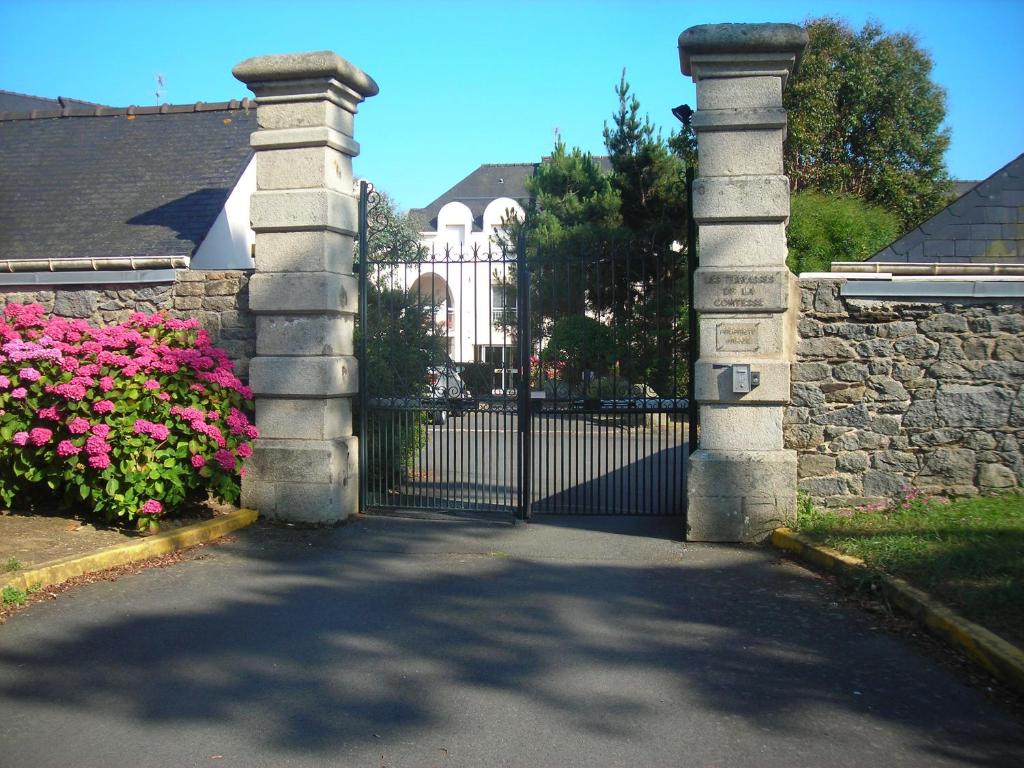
[787,191,901,274]
[356,190,447,488]
[785,17,953,229]
[511,75,695,397]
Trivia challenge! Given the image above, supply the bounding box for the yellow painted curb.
[2,508,258,595]
[772,527,1024,696]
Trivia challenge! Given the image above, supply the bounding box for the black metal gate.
[357,177,695,519]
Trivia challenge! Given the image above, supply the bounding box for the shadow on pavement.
[0,518,1021,767]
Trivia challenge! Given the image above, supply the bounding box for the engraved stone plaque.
[715,322,760,352]
[695,269,788,312]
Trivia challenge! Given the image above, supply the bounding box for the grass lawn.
[795,492,1024,648]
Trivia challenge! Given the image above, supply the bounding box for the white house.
[406,163,534,384]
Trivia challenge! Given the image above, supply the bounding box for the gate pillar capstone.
[233,52,378,522]
[678,24,807,541]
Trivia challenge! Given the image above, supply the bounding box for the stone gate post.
[233,52,378,522]
[679,24,807,541]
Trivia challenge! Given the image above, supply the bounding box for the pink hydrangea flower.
[18,367,41,381]
[191,454,206,468]
[0,375,9,389]
[91,423,111,438]
[29,427,53,446]
[87,453,111,470]
[85,435,111,455]
[99,376,114,392]
[38,406,61,420]
[12,431,29,446]
[237,443,253,458]
[213,449,236,471]
[68,417,91,434]
[92,400,115,414]
[10,387,27,399]
[56,440,80,457]
[143,379,160,390]
[140,499,163,517]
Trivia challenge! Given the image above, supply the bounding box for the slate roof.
[0,100,256,263]
[869,153,1024,263]
[0,89,105,113]
[410,156,614,232]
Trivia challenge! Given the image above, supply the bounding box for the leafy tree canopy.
[784,17,953,229]
[787,191,901,274]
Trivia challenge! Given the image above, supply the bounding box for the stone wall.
[0,270,256,378]
[787,279,1023,506]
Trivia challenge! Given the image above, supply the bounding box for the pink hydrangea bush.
[0,303,257,529]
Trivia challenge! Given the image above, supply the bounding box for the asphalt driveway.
[1,515,1021,767]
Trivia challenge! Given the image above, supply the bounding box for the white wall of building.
[414,197,525,365]
[191,157,256,269]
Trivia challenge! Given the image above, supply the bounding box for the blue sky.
[2,0,1022,211]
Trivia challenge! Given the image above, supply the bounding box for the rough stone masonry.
[788,279,1024,506]
[233,51,378,523]
[679,23,808,542]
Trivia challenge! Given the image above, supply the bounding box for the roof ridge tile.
[0,98,254,123]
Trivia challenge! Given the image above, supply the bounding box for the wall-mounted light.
[671,104,693,127]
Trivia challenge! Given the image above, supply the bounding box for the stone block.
[54,290,98,318]
[250,188,358,236]
[828,429,889,452]
[242,476,357,524]
[249,272,358,314]
[863,470,907,498]
[894,335,940,359]
[798,453,836,477]
[692,175,790,223]
[694,267,790,312]
[977,464,1017,489]
[695,75,782,110]
[798,476,849,496]
[249,355,356,397]
[699,405,783,450]
[246,436,356,485]
[699,315,786,356]
[935,384,1013,429]
[694,359,791,403]
[256,100,354,134]
[811,404,869,427]
[823,383,866,404]
[697,129,784,176]
[255,231,354,274]
[256,397,353,440]
[797,337,855,360]
[792,362,829,382]
[696,222,788,267]
[256,146,352,192]
[873,450,919,473]
[256,315,354,356]
[836,451,869,472]
[686,448,797,542]
[920,448,976,485]
[784,423,825,450]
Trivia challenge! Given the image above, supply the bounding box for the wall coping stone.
[233,51,378,98]
[679,23,808,75]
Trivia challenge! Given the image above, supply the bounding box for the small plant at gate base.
[2,586,27,606]
[3,557,22,573]
[0,303,257,528]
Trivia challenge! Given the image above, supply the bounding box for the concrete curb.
[772,527,1024,697]
[2,508,258,595]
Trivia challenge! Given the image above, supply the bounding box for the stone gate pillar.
[679,24,807,541]
[233,51,378,522]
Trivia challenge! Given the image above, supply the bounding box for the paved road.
[369,411,687,515]
[1,516,1021,767]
